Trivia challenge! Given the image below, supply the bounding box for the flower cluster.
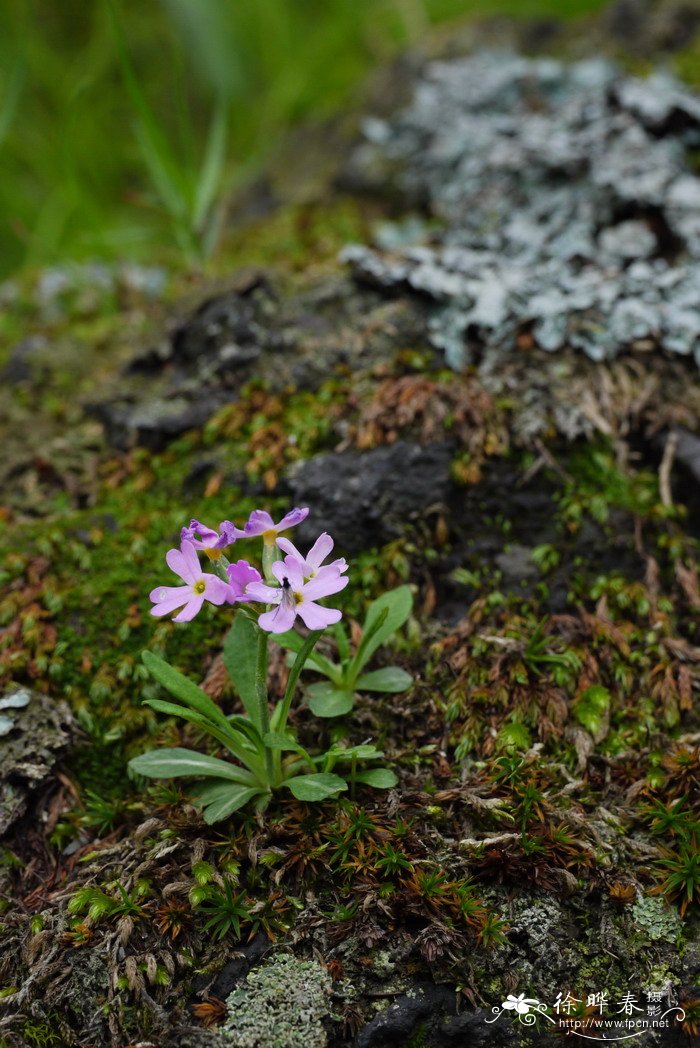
[150,507,349,632]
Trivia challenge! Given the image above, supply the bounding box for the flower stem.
[255,625,273,784]
[262,539,276,583]
[273,629,323,782]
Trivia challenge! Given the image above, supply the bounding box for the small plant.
[197,878,251,940]
[653,838,700,915]
[129,508,399,822]
[275,583,413,717]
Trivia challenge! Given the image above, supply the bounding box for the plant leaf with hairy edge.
[356,666,413,693]
[306,682,354,718]
[286,773,348,801]
[263,732,306,752]
[352,768,398,789]
[141,651,231,734]
[128,747,254,783]
[349,585,413,681]
[273,629,341,682]
[201,785,263,824]
[223,614,262,732]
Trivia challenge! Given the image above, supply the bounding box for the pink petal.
[150,590,191,617]
[312,563,347,585]
[246,582,282,604]
[149,584,190,603]
[180,540,201,581]
[276,507,309,531]
[306,532,333,571]
[259,602,297,633]
[173,595,205,622]
[275,536,301,560]
[297,600,341,630]
[278,556,304,590]
[203,575,231,605]
[303,572,349,601]
[165,547,190,583]
[244,509,275,536]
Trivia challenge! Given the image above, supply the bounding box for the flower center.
[262,529,277,544]
[193,579,206,595]
[293,591,303,604]
[204,547,222,561]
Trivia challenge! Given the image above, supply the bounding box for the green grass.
[0,0,608,279]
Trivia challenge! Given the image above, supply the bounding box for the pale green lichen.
[222,954,331,1048]
[631,896,683,944]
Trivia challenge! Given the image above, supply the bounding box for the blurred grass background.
[0,0,608,280]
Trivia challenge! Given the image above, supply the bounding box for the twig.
[659,429,679,508]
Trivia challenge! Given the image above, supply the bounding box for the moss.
[222,953,331,1048]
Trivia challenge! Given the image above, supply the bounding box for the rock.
[89,395,231,452]
[205,933,270,1000]
[169,279,275,371]
[221,953,331,1048]
[495,544,539,586]
[0,336,50,385]
[675,426,700,482]
[351,985,454,1048]
[288,441,456,553]
[0,686,75,836]
[349,983,513,1048]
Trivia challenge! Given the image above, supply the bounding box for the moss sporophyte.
[130,505,411,822]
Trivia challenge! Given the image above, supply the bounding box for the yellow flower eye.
[193,580,206,595]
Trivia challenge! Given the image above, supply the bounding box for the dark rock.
[170,279,275,371]
[88,394,230,452]
[673,425,700,482]
[288,441,456,553]
[206,933,270,1000]
[1,335,49,385]
[0,686,75,836]
[438,1008,519,1046]
[350,984,455,1048]
[349,984,518,1048]
[495,544,540,586]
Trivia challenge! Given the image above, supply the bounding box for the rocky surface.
[0,687,74,837]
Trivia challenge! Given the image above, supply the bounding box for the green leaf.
[193,97,227,230]
[356,666,413,693]
[200,785,263,824]
[350,585,413,678]
[306,682,354,718]
[274,630,340,682]
[286,773,348,802]
[352,768,398,789]
[325,744,384,762]
[263,732,305,752]
[142,651,231,734]
[143,698,262,768]
[223,614,261,731]
[128,747,253,784]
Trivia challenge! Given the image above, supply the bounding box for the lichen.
[221,954,331,1048]
[631,896,684,943]
[345,53,700,372]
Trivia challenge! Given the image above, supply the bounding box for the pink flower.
[180,519,236,557]
[239,507,309,541]
[226,560,262,603]
[150,540,230,622]
[246,556,348,633]
[276,531,347,581]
